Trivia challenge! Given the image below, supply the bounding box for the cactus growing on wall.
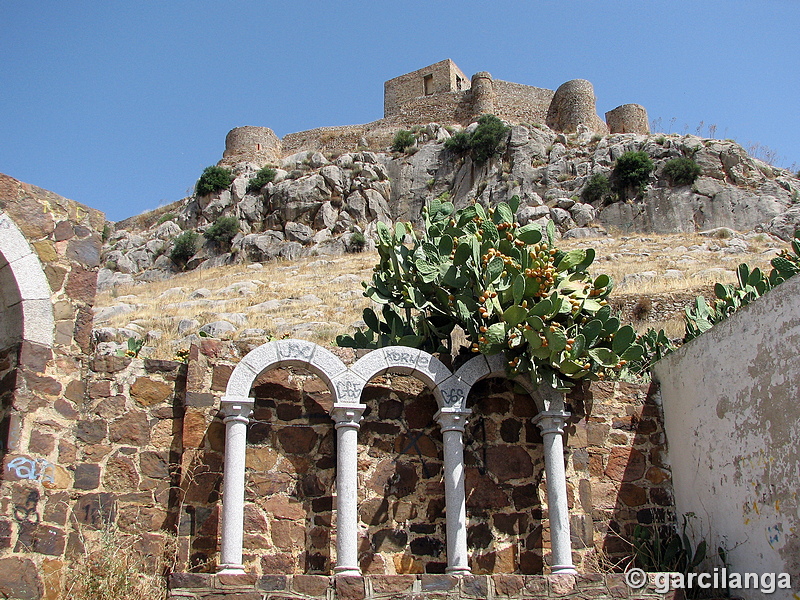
[684,230,800,341]
[337,195,661,390]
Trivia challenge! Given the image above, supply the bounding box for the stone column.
[533,410,577,574]
[435,410,471,574]
[331,403,366,576]
[218,397,254,574]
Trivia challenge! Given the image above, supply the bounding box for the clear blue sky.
[2,1,798,222]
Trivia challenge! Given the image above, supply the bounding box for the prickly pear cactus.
[337,195,658,390]
[684,229,800,341]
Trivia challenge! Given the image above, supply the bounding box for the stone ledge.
[168,573,689,600]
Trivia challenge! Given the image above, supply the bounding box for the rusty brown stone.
[75,420,107,443]
[494,573,524,596]
[66,237,101,268]
[130,376,173,407]
[465,467,510,513]
[211,364,233,391]
[292,574,330,596]
[64,265,97,304]
[24,372,62,396]
[646,466,671,484]
[140,450,170,479]
[88,379,112,398]
[604,446,646,482]
[549,573,577,596]
[73,463,101,490]
[64,379,86,403]
[405,396,437,429]
[90,354,131,373]
[104,454,140,492]
[28,430,55,455]
[0,556,43,599]
[277,425,318,454]
[73,305,95,353]
[18,341,51,373]
[108,411,150,446]
[371,574,416,594]
[486,445,533,482]
[618,483,647,506]
[54,397,79,420]
[264,495,306,520]
[650,487,672,506]
[260,553,295,574]
[335,575,366,600]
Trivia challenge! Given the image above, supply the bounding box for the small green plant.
[116,336,145,358]
[444,114,510,163]
[102,223,113,242]
[348,231,366,253]
[391,130,417,153]
[247,166,277,193]
[195,165,233,196]
[662,157,702,186]
[613,151,654,195]
[203,216,239,248]
[170,230,199,267]
[174,349,190,363]
[582,173,611,204]
[157,213,177,225]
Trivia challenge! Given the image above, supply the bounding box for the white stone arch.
[0,212,53,348]
[452,353,567,413]
[349,346,453,405]
[219,339,352,574]
[223,339,348,403]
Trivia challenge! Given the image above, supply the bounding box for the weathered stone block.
[131,376,173,406]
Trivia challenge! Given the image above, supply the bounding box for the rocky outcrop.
[99,123,800,289]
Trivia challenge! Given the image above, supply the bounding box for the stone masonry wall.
[0,174,109,600]
[492,80,555,126]
[0,335,675,598]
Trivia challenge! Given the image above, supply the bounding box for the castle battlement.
[220,60,649,165]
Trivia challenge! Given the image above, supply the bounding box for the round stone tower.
[221,126,282,166]
[471,71,495,117]
[546,79,608,135]
[605,104,650,134]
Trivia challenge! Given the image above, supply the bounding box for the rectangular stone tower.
[384,59,470,118]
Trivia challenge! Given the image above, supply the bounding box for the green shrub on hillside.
[469,114,510,163]
[444,130,471,154]
[613,151,654,194]
[195,166,233,196]
[582,173,611,204]
[247,166,277,193]
[170,230,199,266]
[662,157,702,186]
[444,114,510,163]
[203,216,239,248]
[391,130,417,153]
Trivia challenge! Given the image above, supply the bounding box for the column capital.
[331,404,366,429]
[532,410,571,436]
[220,396,254,423]
[434,409,470,432]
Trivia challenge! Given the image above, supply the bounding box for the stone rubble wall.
[168,572,684,600]
[492,80,555,127]
[0,334,675,597]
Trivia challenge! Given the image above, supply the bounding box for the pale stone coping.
[0,211,54,348]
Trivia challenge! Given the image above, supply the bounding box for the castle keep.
[222,59,649,164]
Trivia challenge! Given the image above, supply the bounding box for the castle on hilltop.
[220,59,650,165]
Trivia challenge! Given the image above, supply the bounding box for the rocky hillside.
[99,122,800,290]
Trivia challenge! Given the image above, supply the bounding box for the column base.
[217,564,246,574]
[334,565,362,576]
[551,565,578,574]
[445,566,472,575]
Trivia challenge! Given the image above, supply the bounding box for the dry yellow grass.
[94,232,788,359]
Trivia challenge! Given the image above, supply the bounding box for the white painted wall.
[654,274,800,600]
